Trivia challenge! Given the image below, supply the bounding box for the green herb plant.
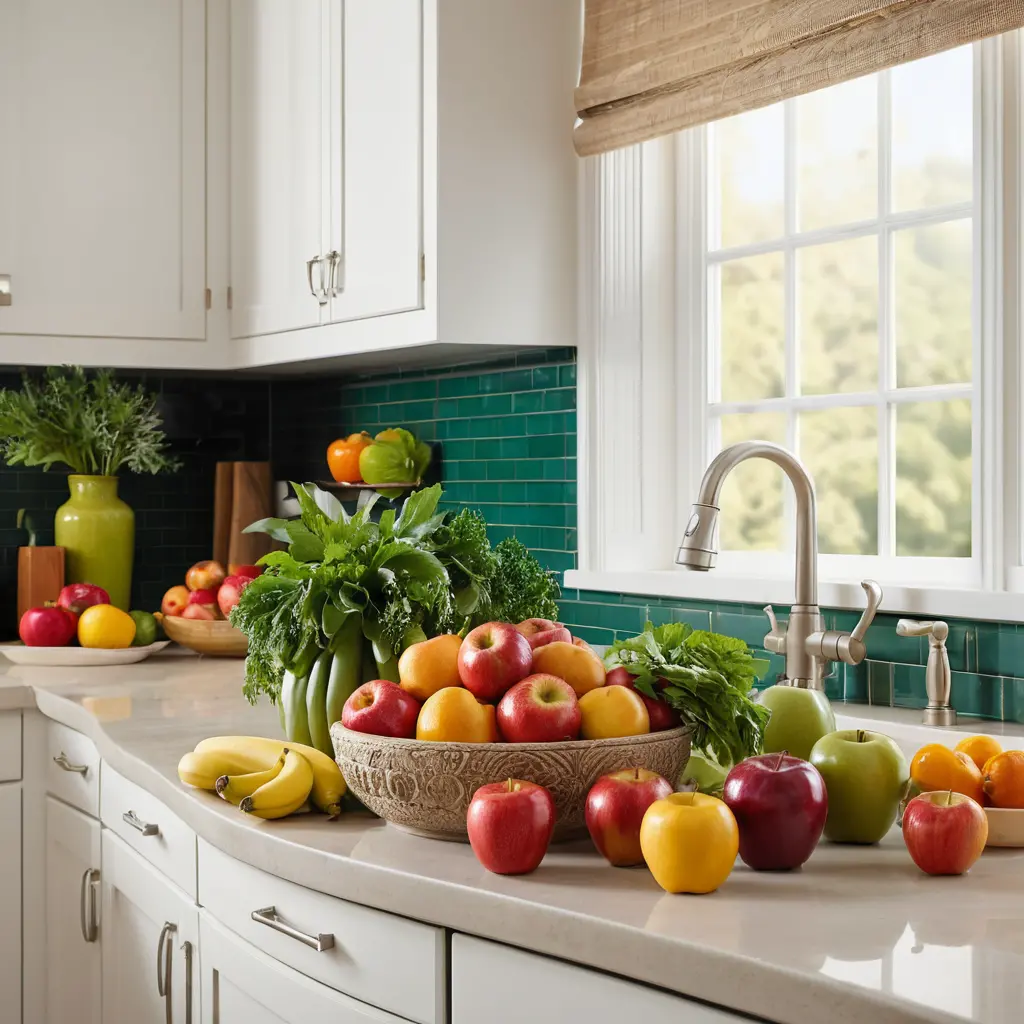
[0,366,180,476]
[606,621,771,767]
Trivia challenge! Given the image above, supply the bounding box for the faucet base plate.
[923,706,957,727]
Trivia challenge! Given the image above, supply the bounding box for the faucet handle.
[805,580,883,667]
[763,605,787,655]
[850,580,883,643]
[896,619,949,644]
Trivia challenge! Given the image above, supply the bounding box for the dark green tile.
[543,389,575,412]
[526,482,565,504]
[388,379,436,401]
[893,664,927,709]
[528,436,565,458]
[867,617,926,665]
[824,670,843,701]
[542,459,567,481]
[868,661,893,706]
[500,438,530,459]
[438,375,479,398]
[559,363,577,387]
[533,366,559,389]
[437,398,459,419]
[512,392,543,414]
[712,610,768,650]
[473,439,503,460]
[844,662,869,702]
[477,373,505,394]
[500,482,528,503]
[671,606,712,631]
[950,672,1003,720]
[1003,678,1024,723]
[501,370,534,392]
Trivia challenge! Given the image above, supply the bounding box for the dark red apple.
[605,666,681,732]
[188,587,222,618]
[723,752,828,870]
[903,791,988,875]
[466,779,555,875]
[458,622,533,702]
[56,582,109,621]
[19,606,77,647]
[585,768,674,866]
[341,680,420,739]
[228,564,263,580]
[217,575,253,617]
[497,674,581,743]
[515,618,573,650]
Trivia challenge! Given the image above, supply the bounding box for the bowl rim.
[330,721,691,752]
[984,807,1024,816]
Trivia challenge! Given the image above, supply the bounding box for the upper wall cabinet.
[0,0,211,369]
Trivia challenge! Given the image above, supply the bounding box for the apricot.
[399,634,463,701]
[531,641,605,697]
[416,687,498,743]
[982,750,1024,809]
[910,743,984,804]
[161,585,191,617]
[955,735,1002,773]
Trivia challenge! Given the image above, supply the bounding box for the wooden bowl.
[161,616,248,658]
[331,722,691,842]
[985,807,1024,847]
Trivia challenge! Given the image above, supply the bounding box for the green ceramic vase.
[54,475,134,610]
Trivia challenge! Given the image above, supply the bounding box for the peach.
[398,634,463,702]
[416,687,498,743]
[161,585,191,617]
[186,560,226,592]
[579,686,650,740]
[531,641,606,697]
[181,604,217,621]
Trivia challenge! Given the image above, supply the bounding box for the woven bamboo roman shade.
[575,0,1024,156]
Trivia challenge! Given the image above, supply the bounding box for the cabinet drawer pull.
[156,921,176,1016]
[326,249,342,296]
[53,752,89,774]
[251,905,335,952]
[79,868,99,943]
[123,810,160,837]
[181,940,194,1024]
[306,255,328,305]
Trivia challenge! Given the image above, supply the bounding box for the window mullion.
[878,67,895,560]
[784,97,799,557]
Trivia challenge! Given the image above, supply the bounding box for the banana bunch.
[177,735,347,820]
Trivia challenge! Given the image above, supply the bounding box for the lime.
[129,610,159,647]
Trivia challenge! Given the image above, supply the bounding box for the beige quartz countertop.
[2,651,1023,1024]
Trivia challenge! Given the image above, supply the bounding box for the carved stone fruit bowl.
[330,722,692,842]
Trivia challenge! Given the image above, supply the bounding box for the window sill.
[563,569,1024,624]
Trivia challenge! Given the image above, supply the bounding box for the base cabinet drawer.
[451,935,754,1024]
[198,839,444,1024]
[46,720,100,816]
[201,912,409,1023]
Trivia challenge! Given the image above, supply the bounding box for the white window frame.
[570,33,1024,622]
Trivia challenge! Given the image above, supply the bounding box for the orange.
[909,743,984,804]
[982,750,1024,808]
[326,432,372,483]
[416,687,497,743]
[955,735,1002,773]
[578,686,649,740]
[531,641,605,697]
[77,605,137,649]
[398,634,463,701]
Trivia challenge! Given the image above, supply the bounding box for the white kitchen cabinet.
[451,934,756,1024]
[101,830,199,1024]
[0,0,210,368]
[200,912,409,1024]
[0,786,21,1024]
[45,797,101,1024]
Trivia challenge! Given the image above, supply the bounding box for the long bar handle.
[251,905,335,952]
[79,868,99,943]
[123,810,160,837]
[181,940,194,1024]
[54,752,89,774]
[156,921,176,1001]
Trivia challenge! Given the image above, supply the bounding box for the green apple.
[759,685,836,761]
[810,729,909,844]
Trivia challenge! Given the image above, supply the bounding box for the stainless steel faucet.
[676,441,882,690]
[897,619,955,725]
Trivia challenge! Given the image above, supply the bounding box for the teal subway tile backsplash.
[274,346,1024,724]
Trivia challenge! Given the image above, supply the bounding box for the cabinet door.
[200,912,407,1024]
[101,831,198,1024]
[0,0,206,343]
[0,787,21,1024]
[229,0,325,339]
[325,0,422,324]
[46,797,101,1024]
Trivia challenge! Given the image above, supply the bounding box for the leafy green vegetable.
[0,366,180,476]
[476,538,560,626]
[606,621,771,767]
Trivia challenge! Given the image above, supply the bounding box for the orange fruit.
[416,687,497,743]
[982,750,1024,808]
[910,743,984,804]
[578,686,650,739]
[955,735,1002,772]
[531,641,606,697]
[398,634,463,702]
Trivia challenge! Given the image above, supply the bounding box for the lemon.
[78,605,137,649]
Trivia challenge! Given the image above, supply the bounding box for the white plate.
[0,641,171,667]
[985,807,1024,848]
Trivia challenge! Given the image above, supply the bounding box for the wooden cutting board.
[17,547,65,621]
[213,461,277,571]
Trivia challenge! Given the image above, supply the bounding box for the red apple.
[161,585,191,617]
[497,674,581,743]
[341,680,420,739]
[723,752,828,871]
[902,790,988,876]
[228,564,263,580]
[515,617,573,650]
[185,560,226,592]
[458,622,533,702]
[585,768,674,866]
[56,582,109,621]
[18,606,77,647]
[188,587,222,619]
[467,779,555,875]
[605,666,681,732]
[181,604,217,621]
[217,575,253,617]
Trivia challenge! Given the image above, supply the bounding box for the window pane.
[712,104,785,249]
[799,237,878,395]
[892,47,973,213]
[895,220,972,388]
[798,75,877,231]
[896,400,972,557]
[719,254,785,401]
[718,413,788,551]
[800,407,878,555]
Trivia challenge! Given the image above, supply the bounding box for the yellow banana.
[239,749,314,820]
[177,749,269,790]
[215,751,286,805]
[195,736,346,816]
